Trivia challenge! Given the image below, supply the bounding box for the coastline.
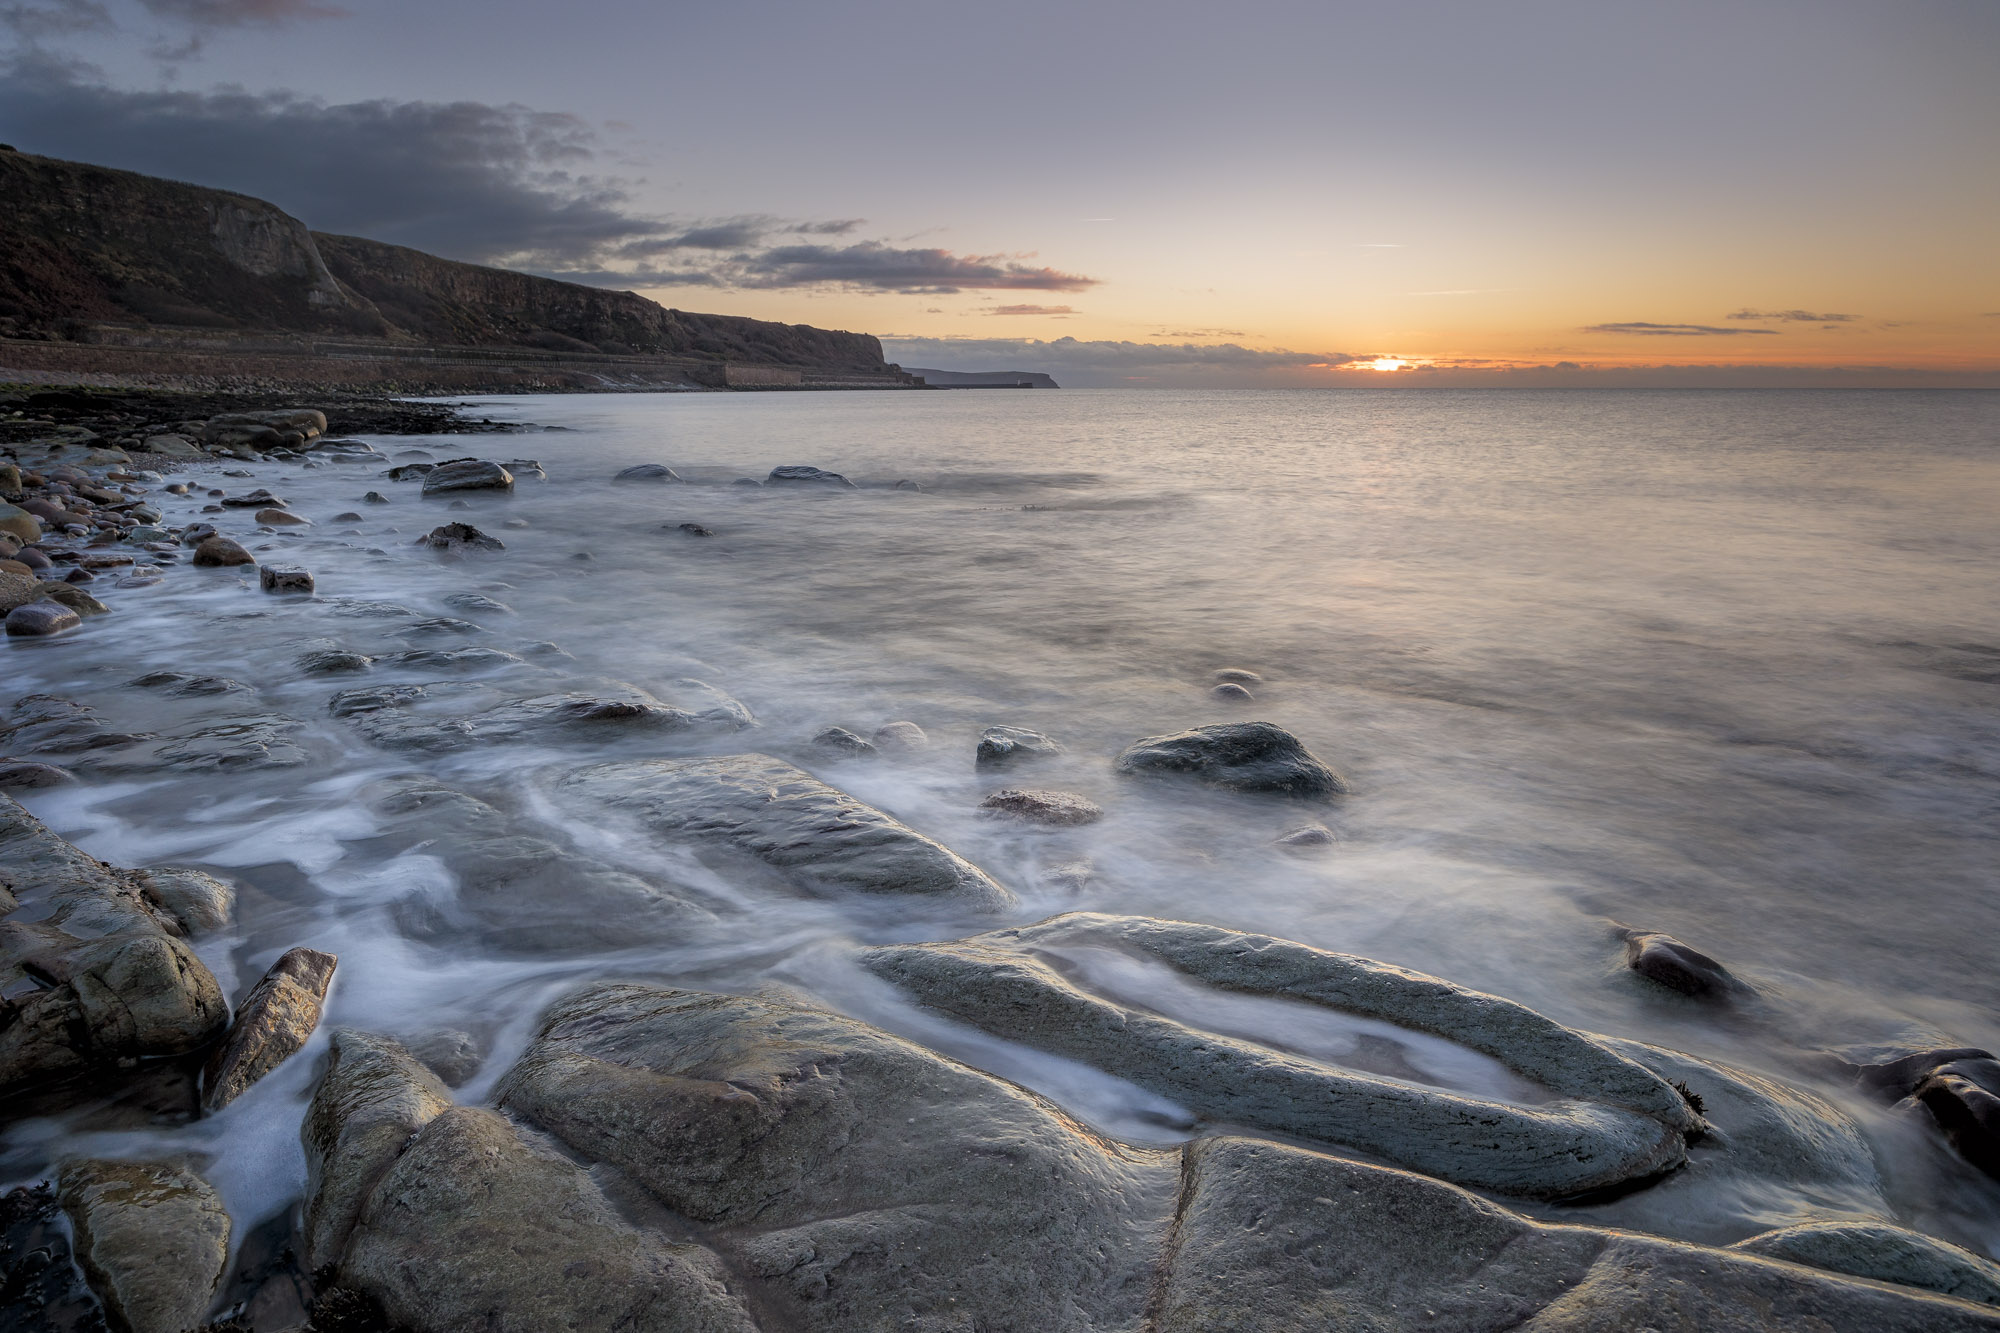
[2,385,1999,1331]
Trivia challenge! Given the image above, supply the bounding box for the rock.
[810,725,877,756]
[362,490,389,504]
[56,1158,230,1333]
[982,788,1104,825]
[473,982,1974,1333]
[0,569,39,612]
[301,1029,454,1269]
[405,1028,483,1086]
[0,502,42,542]
[614,463,684,482]
[767,464,856,487]
[0,463,18,495]
[1618,926,1749,1000]
[417,521,503,552]
[142,866,235,935]
[203,946,338,1111]
[0,795,229,1103]
[895,478,924,490]
[147,715,306,772]
[442,592,512,615]
[1115,721,1348,796]
[364,777,713,951]
[15,547,50,572]
[447,499,470,510]
[258,565,314,594]
[1277,821,1337,848]
[219,488,283,508]
[255,507,309,526]
[391,616,483,638]
[386,463,435,481]
[0,760,74,789]
[496,983,1155,1329]
[1862,1051,2000,1181]
[332,679,706,754]
[865,912,1702,1198]
[344,1106,758,1333]
[873,720,928,751]
[559,754,1015,911]
[297,646,373,674]
[502,517,530,528]
[388,646,525,672]
[420,459,513,495]
[331,510,363,521]
[730,477,762,487]
[4,601,80,636]
[1213,668,1262,685]
[676,522,716,536]
[1211,681,1254,701]
[191,534,255,567]
[141,433,202,458]
[976,724,1062,766]
[124,525,169,542]
[1731,1222,2000,1305]
[129,670,246,696]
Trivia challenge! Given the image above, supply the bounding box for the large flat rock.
[558,754,1015,910]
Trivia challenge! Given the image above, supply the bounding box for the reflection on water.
[4,387,1999,1254]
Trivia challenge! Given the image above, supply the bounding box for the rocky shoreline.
[3,388,2000,1331]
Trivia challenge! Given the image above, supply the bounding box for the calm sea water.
[7,387,1999,1257]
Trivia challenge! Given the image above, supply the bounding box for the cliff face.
[0,148,892,375]
[0,149,384,337]
[312,233,889,371]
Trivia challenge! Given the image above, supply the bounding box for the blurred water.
[5,387,1998,1259]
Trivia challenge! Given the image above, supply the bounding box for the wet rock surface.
[0,795,228,1106]
[980,787,1104,825]
[1116,719,1347,796]
[615,463,684,482]
[975,723,1061,766]
[1732,1221,2000,1305]
[1619,926,1751,1000]
[415,521,503,552]
[766,464,855,487]
[202,946,337,1110]
[420,458,514,495]
[56,1158,230,1333]
[560,754,1017,910]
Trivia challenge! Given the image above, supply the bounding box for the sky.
[2,0,1996,386]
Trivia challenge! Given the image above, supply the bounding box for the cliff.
[0,147,896,380]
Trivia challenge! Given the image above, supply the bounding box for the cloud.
[1,0,109,38]
[136,0,342,25]
[1584,322,1780,336]
[880,335,1356,386]
[988,304,1073,316]
[732,242,1095,294]
[1727,308,1854,323]
[0,57,1094,295]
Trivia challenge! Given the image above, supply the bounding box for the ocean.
[7,386,1999,1258]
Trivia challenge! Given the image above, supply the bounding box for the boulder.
[202,946,338,1111]
[416,521,503,553]
[1115,721,1348,796]
[362,490,390,504]
[421,459,514,495]
[191,535,255,567]
[614,463,684,482]
[559,754,1015,911]
[34,582,107,617]
[873,719,928,751]
[1731,1222,2000,1305]
[141,433,203,459]
[259,565,315,594]
[300,1029,454,1269]
[810,725,877,756]
[0,795,229,1103]
[56,1158,230,1333]
[219,488,283,508]
[142,866,235,935]
[297,647,374,674]
[0,569,42,612]
[976,724,1062,766]
[4,601,80,636]
[0,760,75,789]
[1855,1048,2000,1180]
[255,507,309,526]
[1618,926,1750,1000]
[767,464,856,487]
[865,912,1702,1198]
[981,788,1104,825]
[0,502,41,543]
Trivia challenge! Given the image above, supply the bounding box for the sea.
[6,387,1998,1261]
